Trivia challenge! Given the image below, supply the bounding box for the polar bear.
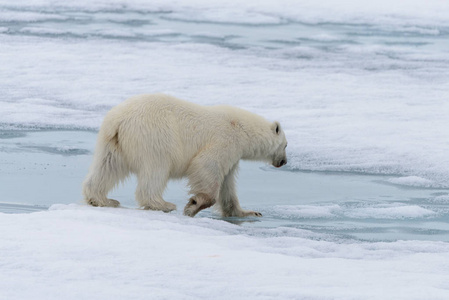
[82,94,287,217]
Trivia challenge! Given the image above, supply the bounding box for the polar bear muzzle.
[273,157,287,168]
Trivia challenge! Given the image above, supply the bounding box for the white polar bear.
[82,94,287,217]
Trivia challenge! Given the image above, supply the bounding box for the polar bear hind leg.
[135,161,176,213]
[82,134,129,207]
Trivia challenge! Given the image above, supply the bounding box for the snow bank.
[1,205,449,299]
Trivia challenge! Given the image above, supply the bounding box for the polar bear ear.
[272,121,281,135]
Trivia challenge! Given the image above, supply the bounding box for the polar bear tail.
[82,123,129,207]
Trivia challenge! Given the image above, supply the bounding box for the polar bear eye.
[275,125,279,134]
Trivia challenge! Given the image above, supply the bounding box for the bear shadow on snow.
[82,93,287,217]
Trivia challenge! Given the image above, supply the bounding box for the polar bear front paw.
[221,209,263,218]
[244,211,263,217]
[233,210,262,217]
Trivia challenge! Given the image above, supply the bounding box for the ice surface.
[1,204,449,300]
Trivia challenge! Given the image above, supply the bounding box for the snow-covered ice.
[1,204,449,300]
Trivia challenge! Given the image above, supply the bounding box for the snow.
[1,204,449,300]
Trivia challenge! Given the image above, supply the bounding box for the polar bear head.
[270,121,288,168]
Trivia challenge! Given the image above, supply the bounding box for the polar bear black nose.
[280,159,286,166]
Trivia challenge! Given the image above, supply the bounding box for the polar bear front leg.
[218,163,262,217]
[184,147,230,217]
